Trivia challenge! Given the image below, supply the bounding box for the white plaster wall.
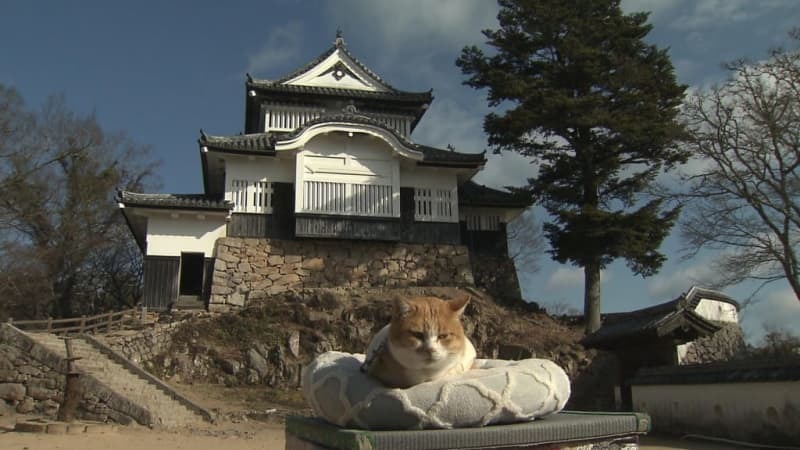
[694,298,739,323]
[632,382,800,441]
[145,213,227,257]
[297,133,401,216]
[400,166,458,190]
[224,154,295,184]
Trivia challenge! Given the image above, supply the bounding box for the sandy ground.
[0,383,744,450]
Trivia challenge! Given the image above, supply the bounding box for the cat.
[361,294,476,388]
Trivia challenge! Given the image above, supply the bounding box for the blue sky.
[2,1,798,342]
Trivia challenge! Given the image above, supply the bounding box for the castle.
[119,33,530,311]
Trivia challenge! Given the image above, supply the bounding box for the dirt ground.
[0,383,743,450]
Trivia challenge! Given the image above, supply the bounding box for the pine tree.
[457,0,687,333]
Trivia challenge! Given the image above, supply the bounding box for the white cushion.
[302,351,571,430]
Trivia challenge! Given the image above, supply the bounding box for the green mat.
[286,411,650,450]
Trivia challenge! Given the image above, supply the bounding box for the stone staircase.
[27,332,209,428]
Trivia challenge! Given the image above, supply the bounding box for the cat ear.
[393,296,412,318]
[449,294,470,317]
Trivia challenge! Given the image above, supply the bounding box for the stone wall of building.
[470,255,523,304]
[209,237,475,310]
[680,323,747,365]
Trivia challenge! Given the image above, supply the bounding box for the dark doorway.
[179,252,205,296]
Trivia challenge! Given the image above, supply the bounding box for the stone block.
[217,251,240,263]
[27,385,57,401]
[285,255,301,264]
[238,262,252,273]
[228,293,246,307]
[275,274,300,286]
[0,369,17,382]
[0,383,25,401]
[268,255,284,265]
[211,285,233,295]
[301,257,325,271]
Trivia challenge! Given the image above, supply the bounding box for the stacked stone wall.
[0,332,64,417]
[680,323,747,365]
[470,255,523,303]
[210,238,475,310]
[101,321,186,368]
[0,325,141,424]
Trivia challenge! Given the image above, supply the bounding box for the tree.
[457,0,687,333]
[0,84,158,319]
[681,30,800,300]
[679,32,800,302]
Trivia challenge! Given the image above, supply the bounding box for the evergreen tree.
[457,0,687,333]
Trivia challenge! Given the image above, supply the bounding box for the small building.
[582,286,743,409]
[118,32,530,311]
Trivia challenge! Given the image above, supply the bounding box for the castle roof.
[581,287,736,350]
[458,181,532,208]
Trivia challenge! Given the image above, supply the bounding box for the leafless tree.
[679,31,800,302]
[506,209,545,275]
[0,84,159,319]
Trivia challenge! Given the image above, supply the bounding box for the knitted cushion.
[301,351,570,430]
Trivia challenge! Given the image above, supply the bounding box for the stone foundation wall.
[471,256,523,303]
[210,238,475,310]
[680,323,746,365]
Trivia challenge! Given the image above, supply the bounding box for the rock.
[288,331,301,358]
[228,292,245,307]
[246,349,268,378]
[16,397,34,414]
[1,399,17,417]
[219,358,242,376]
[27,386,56,401]
[0,383,25,402]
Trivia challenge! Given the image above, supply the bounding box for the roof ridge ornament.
[342,100,358,114]
[334,28,345,47]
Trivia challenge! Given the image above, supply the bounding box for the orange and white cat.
[362,294,476,388]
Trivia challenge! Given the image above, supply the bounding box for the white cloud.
[545,267,611,291]
[327,0,498,54]
[647,262,718,299]
[668,0,796,30]
[741,288,800,342]
[246,22,305,75]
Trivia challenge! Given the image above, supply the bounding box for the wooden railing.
[7,307,149,335]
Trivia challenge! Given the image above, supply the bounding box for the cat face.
[388,294,469,370]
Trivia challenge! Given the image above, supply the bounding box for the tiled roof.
[118,191,233,211]
[199,131,276,154]
[582,287,727,350]
[459,181,532,207]
[631,358,800,385]
[246,80,433,104]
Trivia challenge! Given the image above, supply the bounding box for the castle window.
[465,214,501,231]
[229,179,273,213]
[414,188,457,222]
[265,106,324,132]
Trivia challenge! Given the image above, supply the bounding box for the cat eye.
[410,331,425,340]
[438,333,451,340]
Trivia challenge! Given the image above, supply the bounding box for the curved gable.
[274,120,424,161]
